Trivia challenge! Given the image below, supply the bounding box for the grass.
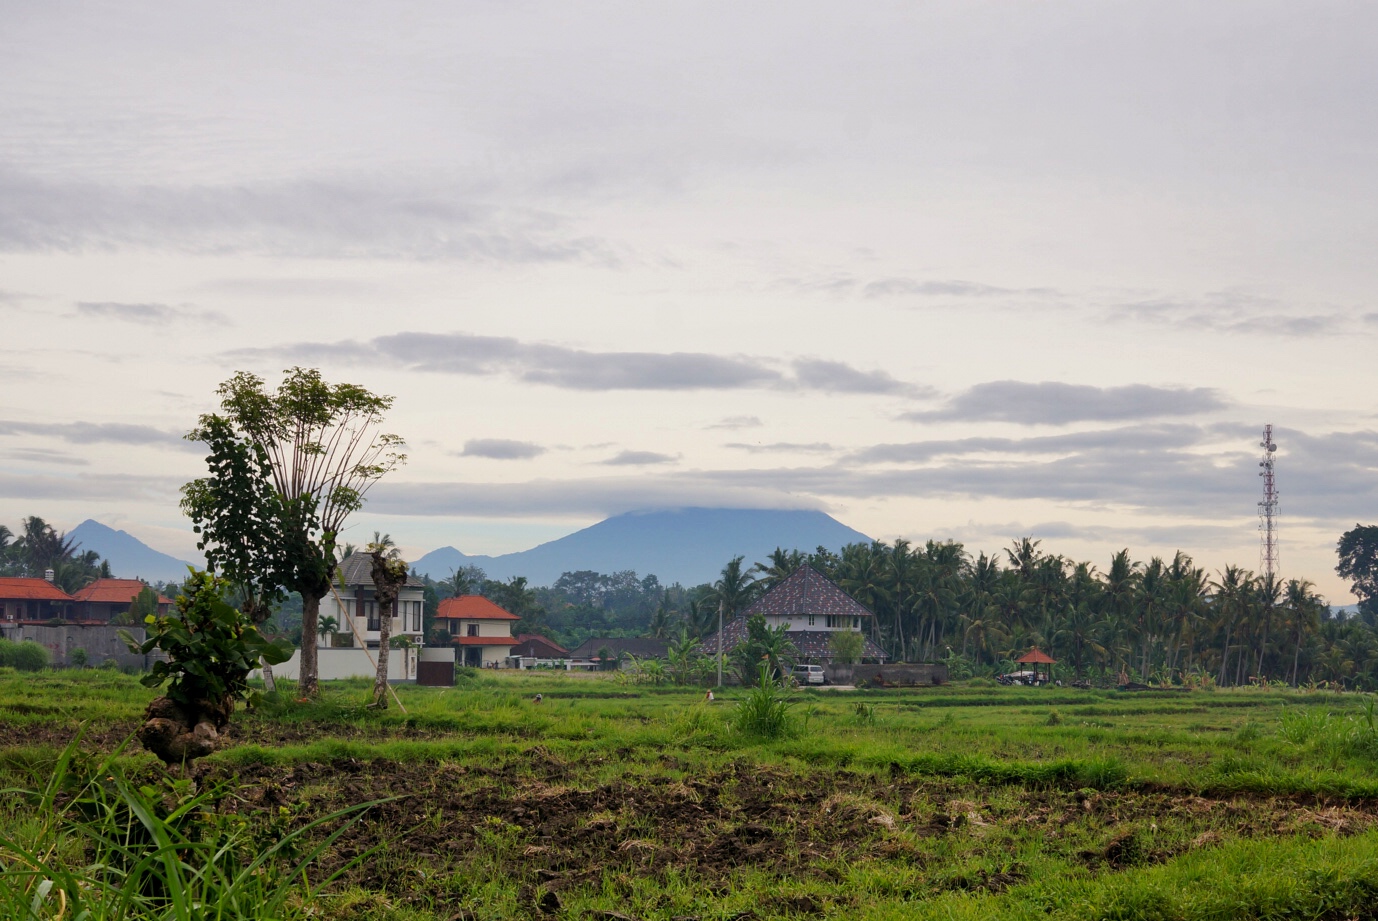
[2,670,1377,919]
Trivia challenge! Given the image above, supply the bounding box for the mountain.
[68,519,198,584]
[411,507,873,587]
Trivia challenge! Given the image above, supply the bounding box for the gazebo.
[1016,648,1057,685]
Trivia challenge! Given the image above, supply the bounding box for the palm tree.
[752,548,805,591]
[318,614,340,645]
[1212,565,1253,686]
[367,535,408,708]
[1284,578,1321,686]
[709,556,758,622]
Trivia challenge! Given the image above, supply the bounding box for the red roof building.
[70,579,171,623]
[511,634,570,659]
[0,578,74,622]
[434,595,518,667]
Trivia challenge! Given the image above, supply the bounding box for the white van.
[792,664,826,685]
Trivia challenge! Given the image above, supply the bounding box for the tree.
[828,629,865,666]
[732,613,796,685]
[126,571,292,764]
[198,368,405,698]
[709,556,759,622]
[368,534,409,708]
[317,614,340,644]
[1337,525,1378,617]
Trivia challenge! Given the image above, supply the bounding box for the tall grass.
[0,733,384,920]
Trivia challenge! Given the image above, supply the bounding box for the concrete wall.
[851,662,949,686]
[0,623,150,669]
[267,646,417,682]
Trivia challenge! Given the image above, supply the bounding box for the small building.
[508,633,570,669]
[568,636,669,670]
[1013,648,1056,685]
[0,577,73,622]
[70,579,171,623]
[319,551,426,650]
[697,565,889,665]
[434,595,519,667]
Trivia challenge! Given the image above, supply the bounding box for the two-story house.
[434,595,519,667]
[698,564,889,664]
[319,551,426,649]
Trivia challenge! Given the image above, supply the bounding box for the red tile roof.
[450,635,518,646]
[0,578,74,602]
[512,634,569,657]
[1016,648,1057,664]
[71,579,170,605]
[436,595,520,621]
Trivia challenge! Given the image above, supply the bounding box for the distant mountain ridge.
[68,519,197,584]
[411,507,873,587]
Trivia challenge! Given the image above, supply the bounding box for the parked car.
[997,670,1045,686]
[791,664,826,685]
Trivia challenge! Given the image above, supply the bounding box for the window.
[366,602,378,632]
[807,614,815,627]
[448,619,459,634]
[467,623,479,637]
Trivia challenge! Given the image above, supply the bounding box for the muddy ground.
[194,750,1378,917]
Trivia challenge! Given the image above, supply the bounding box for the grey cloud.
[902,381,1227,425]
[706,415,764,430]
[460,438,546,460]
[0,471,182,503]
[1,448,89,466]
[370,477,820,519]
[702,423,1378,524]
[231,332,917,395]
[76,301,227,325]
[792,359,926,396]
[863,278,1059,299]
[0,419,189,448]
[1113,294,1348,338]
[602,450,678,466]
[0,170,610,264]
[725,442,837,454]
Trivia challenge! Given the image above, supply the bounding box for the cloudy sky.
[2,2,1374,599]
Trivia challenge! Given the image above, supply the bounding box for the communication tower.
[1258,424,1279,579]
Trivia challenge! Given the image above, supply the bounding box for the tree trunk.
[1291,627,1302,686]
[373,601,392,708]
[300,591,322,698]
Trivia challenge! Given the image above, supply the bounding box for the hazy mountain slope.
[412,507,873,587]
[68,519,197,583]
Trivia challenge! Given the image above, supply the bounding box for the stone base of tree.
[137,695,233,765]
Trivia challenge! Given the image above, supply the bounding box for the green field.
[3,669,1378,920]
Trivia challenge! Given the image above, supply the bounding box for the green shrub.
[731,661,795,739]
[68,647,88,668]
[0,638,50,671]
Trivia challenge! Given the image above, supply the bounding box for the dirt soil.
[197,751,1378,916]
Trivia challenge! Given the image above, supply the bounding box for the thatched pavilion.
[1016,647,1056,685]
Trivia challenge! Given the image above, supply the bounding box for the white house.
[697,564,889,663]
[434,595,519,667]
[319,551,426,650]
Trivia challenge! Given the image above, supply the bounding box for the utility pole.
[716,598,724,688]
[1258,424,1279,580]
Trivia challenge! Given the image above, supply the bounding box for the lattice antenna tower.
[1258,424,1279,579]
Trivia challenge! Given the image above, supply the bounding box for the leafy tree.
[126,571,293,764]
[1338,525,1378,617]
[196,368,405,697]
[828,629,864,666]
[317,614,340,644]
[732,613,796,685]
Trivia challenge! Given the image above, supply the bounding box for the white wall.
[266,646,416,681]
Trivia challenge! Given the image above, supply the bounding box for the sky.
[1,1,1374,600]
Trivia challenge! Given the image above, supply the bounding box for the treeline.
[421,566,706,649]
[0,516,111,591]
[423,533,1378,690]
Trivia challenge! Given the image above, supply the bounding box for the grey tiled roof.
[569,636,670,660]
[741,565,876,621]
[337,551,425,588]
